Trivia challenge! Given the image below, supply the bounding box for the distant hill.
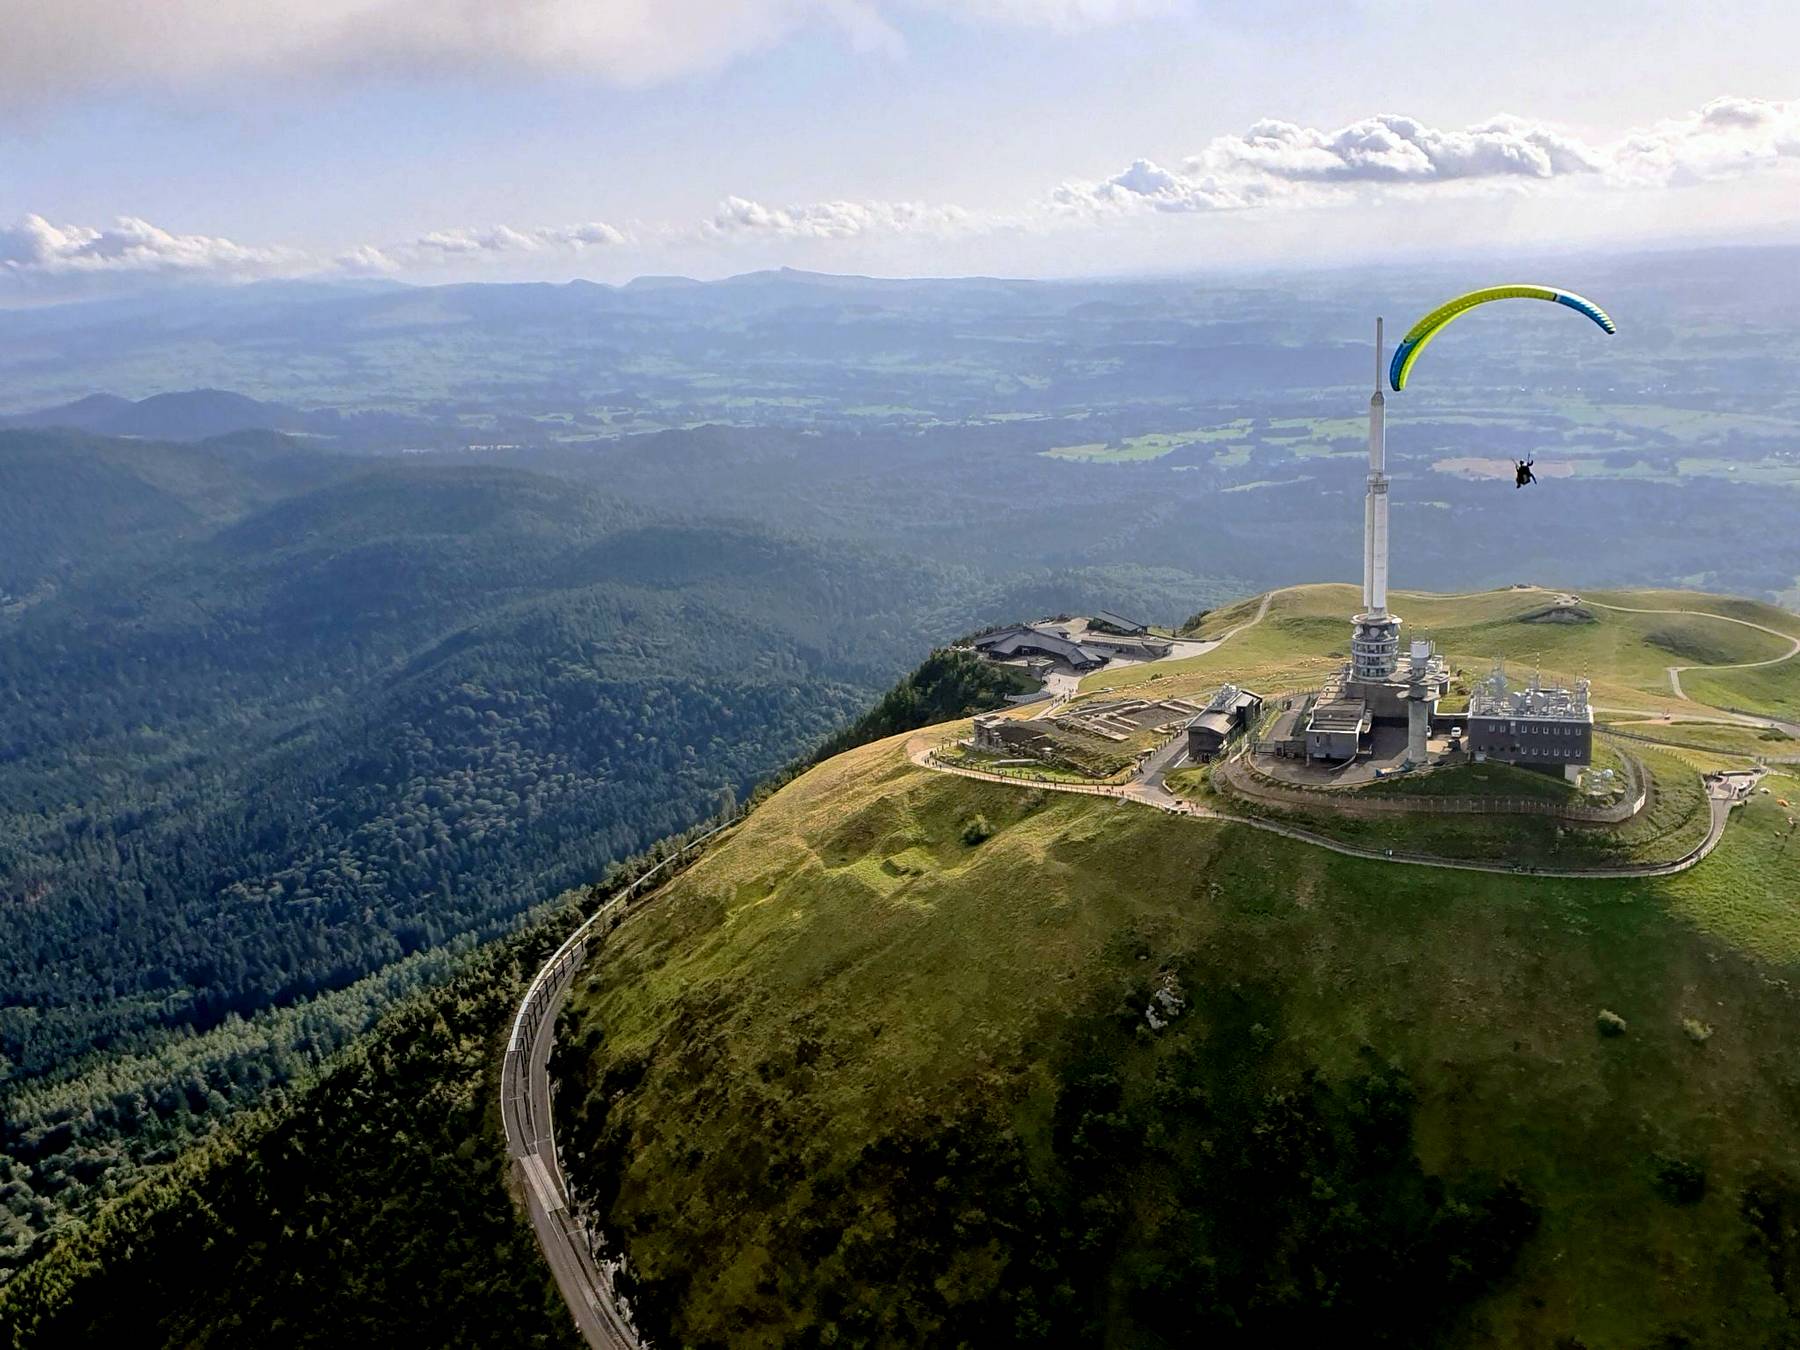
[2,250,1798,606]
[2,389,448,449]
[2,388,306,441]
[0,427,347,595]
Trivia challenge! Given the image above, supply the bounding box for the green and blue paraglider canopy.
[1388,285,1615,392]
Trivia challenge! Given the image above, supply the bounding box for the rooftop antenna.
[1361,316,1390,617]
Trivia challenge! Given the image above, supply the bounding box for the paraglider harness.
[1515,458,1537,489]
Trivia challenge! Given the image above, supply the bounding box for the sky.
[2,0,1797,301]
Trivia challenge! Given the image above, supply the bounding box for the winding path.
[1582,599,1800,704]
[909,738,1735,881]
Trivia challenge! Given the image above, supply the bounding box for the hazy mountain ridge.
[3,249,1796,604]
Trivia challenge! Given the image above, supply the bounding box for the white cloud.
[703,194,979,240]
[4,94,1796,301]
[1057,98,1798,216]
[332,244,402,275]
[0,0,1169,106]
[0,214,299,286]
[1053,157,1283,214]
[1202,113,1603,183]
[0,1,901,106]
[410,221,629,256]
[1610,95,1800,186]
[0,210,632,298]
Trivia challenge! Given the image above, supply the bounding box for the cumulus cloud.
[703,195,978,240]
[1,210,632,299]
[1203,113,1603,183]
[409,221,629,256]
[1053,157,1280,214]
[1057,97,1797,216]
[0,214,299,288]
[5,94,1795,302]
[1611,95,1800,185]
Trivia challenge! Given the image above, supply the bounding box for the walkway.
[912,583,1755,880]
[1582,598,1800,704]
[910,738,1736,881]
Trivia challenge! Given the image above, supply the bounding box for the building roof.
[1468,666,1592,723]
[1265,707,1307,744]
[975,624,1106,668]
[1307,698,1369,733]
[1091,610,1147,634]
[1189,711,1236,740]
[1084,632,1168,650]
[1205,683,1262,715]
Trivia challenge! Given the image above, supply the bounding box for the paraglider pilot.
[1515,458,1537,489]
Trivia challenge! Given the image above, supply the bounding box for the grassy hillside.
[1609,719,1797,758]
[557,730,1800,1348]
[1195,745,1714,871]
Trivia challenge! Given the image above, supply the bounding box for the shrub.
[1653,1155,1708,1205]
[961,814,993,846]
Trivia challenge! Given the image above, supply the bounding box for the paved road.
[501,825,731,1350]
[500,948,638,1350]
[1124,724,1194,804]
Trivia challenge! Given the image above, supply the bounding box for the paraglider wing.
[1388,285,1616,392]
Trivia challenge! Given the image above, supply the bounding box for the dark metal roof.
[1092,610,1147,634]
[975,624,1105,668]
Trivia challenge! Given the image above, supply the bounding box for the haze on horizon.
[2,0,1797,303]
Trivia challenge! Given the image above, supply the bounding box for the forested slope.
[0,430,1207,1277]
[0,901,583,1350]
[0,647,1038,1342]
